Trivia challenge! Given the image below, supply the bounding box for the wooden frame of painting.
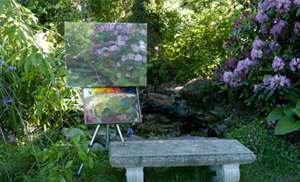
[65,22,147,87]
[83,87,142,124]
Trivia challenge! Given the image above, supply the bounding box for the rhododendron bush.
[215,0,300,134]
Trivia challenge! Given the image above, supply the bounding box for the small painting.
[83,87,142,124]
[65,22,147,87]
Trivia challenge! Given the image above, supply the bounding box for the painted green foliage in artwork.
[65,22,147,87]
[83,88,141,124]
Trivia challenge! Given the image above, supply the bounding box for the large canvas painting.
[83,87,142,124]
[65,22,147,87]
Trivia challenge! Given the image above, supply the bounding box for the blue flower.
[127,128,134,138]
[0,61,7,66]
[3,97,12,107]
[6,66,17,72]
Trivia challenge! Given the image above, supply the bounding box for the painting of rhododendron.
[83,87,142,124]
[65,22,147,87]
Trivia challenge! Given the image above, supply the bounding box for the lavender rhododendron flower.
[131,44,139,52]
[270,20,287,36]
[289,58,300,71]
[252,39,265,49]
[223,71,237,87]
[260,25,268,34]
[125,73,131,78]
[234,58,254,74]
[256,10,269,23]
[251,49,263,59]
[128,54,135,60]
[269,41,279,50]
[134,54,143,61]
[294,0,300,6]
[258,1,269,11]
[272,56,285,72]
[263,75,290,90]
[223,71,234,83]
[140,30,147,36]
[294,22,300,35]
[274,0,291,13]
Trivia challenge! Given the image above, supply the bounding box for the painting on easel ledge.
[65,22,147,87]
[83,87,142,124]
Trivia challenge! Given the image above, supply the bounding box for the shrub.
[17,0,82,36]
[130,0,245,84]
[0,0,82,136]
[216,0,300,116]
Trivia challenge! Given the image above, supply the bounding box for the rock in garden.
[62,127,86,139]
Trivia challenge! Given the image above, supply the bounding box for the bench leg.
[210,164,240,182]
[126,167,144,182]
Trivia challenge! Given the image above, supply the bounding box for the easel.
[77,124,124,175]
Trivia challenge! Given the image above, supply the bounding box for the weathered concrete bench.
[109,139,256,182]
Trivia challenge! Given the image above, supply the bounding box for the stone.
[170,136,218,140]
[147,93,175,105]
[126,167,144,182]
[215,125,229,136]
[110,139,256,168]
[62,127,86,139]
[110,139,256,182]
[92,142,105,151]
[124,135,146,141]
[88,127,118,145]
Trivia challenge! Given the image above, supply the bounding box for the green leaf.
[39,59,47,75]
[30,54,39,66]
[18,49,28,67]
[267,107,284,122]
[65,160,73,168]
[36,103,44,117]
[24,56,32,72]
[296,99,300,109]
[297,8,300,17]
[0,0,3,14]
[88,156,94,168]
[275,117,300,135]
[283,105,294,117]
[77,146,86,161]
[292,108,300,118]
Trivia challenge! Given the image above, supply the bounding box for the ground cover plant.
[1,0,299,181]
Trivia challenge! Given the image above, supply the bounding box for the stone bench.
[109,139,256,182]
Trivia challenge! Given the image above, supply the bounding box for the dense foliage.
[129,0,245,84]
[1,0,299,181]
[0,0,82,136]
[215,0,300,134]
